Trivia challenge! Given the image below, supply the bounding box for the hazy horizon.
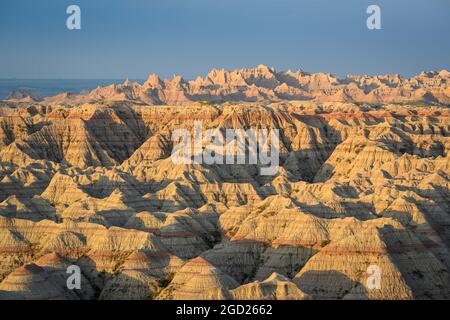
[1,64,449,81]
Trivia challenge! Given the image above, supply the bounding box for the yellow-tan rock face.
[0,94,449,300]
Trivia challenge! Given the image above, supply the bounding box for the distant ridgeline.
[2,66,450,105]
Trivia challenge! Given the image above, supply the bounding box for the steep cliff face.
[0,98,449,300]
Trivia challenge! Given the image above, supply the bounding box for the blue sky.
[0,0,449,79]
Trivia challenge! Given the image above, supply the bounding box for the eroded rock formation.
[0,75,449,300]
